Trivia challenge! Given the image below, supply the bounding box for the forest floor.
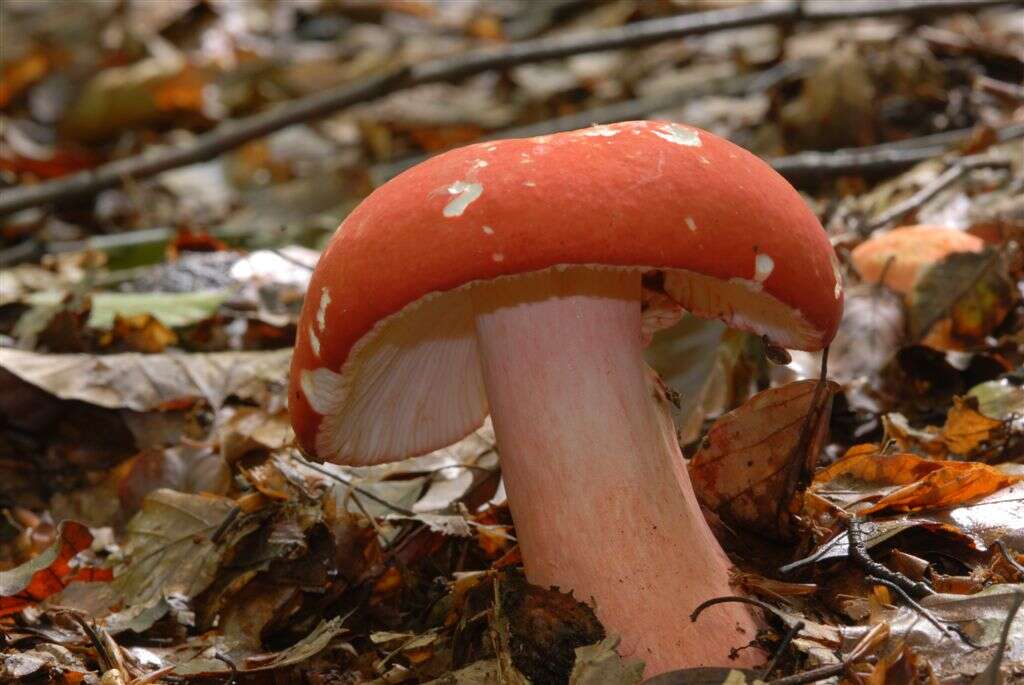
[1,1,1023,683]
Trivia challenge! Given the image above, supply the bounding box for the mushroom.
[851,224,984,294]
[289,121,843,673]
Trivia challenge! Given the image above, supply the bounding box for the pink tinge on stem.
[472,268,763,672]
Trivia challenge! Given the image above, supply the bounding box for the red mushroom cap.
[290,120,843,464]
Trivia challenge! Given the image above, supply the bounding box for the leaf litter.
[2,1,1024,684]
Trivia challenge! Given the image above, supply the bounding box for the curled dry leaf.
[813,447,1021,515]
[0,520,111,617]
[689,379,838,541]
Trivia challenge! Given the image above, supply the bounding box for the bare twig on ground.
[762,620,804,680]
[867,154,1013,229]
[772,122,1024,184]
[0,0,1013,215]
[372,58,814,184]
[848,515,935,599]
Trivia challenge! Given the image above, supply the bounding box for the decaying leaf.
[0,347,290,411]
[908,247,1017,349]
[841,584,1024,682]
[813,447,1020,515]
[50,489,257,634]
[690,379,838,540]
[569,636,644,685]
[0,521,111,616]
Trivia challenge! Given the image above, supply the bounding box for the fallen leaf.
[864,463,1018,515]
[942,396,1005,458]
[24,290,228,329]
[908,247,1017,349]
[50,489,256,634]
[0,521,111,617]
[690,379,838,540]
[840,584,1024,682]
[569,636,644,685]
[0,347,291,411]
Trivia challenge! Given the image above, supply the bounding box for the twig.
[0,0,1014,215]
[767,660,870,685]
[867,154,1012,229]
[371,58,814,184]
[975,590,1023,685]
[212,653,238,685]
[995,539,1024,577]
[690,595,778,622]
[293,454,417,516]
[798,0,1010,19]
[762,620,804,680]
[209,505,242,544]
[771,122,1024,184]
[0,70,410,216]
[848,515,934,599]
[865,575,979,648]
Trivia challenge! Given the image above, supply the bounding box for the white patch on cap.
[486,145,498,152]
[523,180,536,187]
[653,123,701,147]
[583,126,620,137]
[300,367,345,415]
[443,181,483,217]
[685,216,698,232]
[492,253,504,262]
[830,250,843,299]
[482,225,494,235]
[471,159,488,169]
[698,155,710,165]
[316,286,331,331]
[308,325,321,357]
[755,254,775,283]
[520,153,532,164]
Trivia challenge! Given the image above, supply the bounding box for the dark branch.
[0,0,1014,216]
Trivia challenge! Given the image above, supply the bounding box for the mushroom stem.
[471,267,762,673]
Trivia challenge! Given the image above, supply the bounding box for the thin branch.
[996,539,1024,577]
[867,154,1012,229]
[0,0,1013,215]
[848,515,935,599]
[771,122,1024,184]
[762,620,804,680]
[690,595,779,622]
[0,69,410,216]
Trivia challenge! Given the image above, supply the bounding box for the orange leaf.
[814,449,944,487]
[0,521,111,616]
[942,396,1003,457]
[860,461,1020,515]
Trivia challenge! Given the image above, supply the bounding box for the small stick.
[213,653,238,685]
[690,595,778,622]
[0,0,1015,215]
[762,620,804,680]
[865,575,978,648]
[848,515,934,599]
[995,539,1024,578]
[867,154,1012,229]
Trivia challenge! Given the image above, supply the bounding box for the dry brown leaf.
[908,247,1018,349]
[0,347,290,411]
[689,379,838,540]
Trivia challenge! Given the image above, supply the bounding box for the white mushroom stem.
[471,267,762,673]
